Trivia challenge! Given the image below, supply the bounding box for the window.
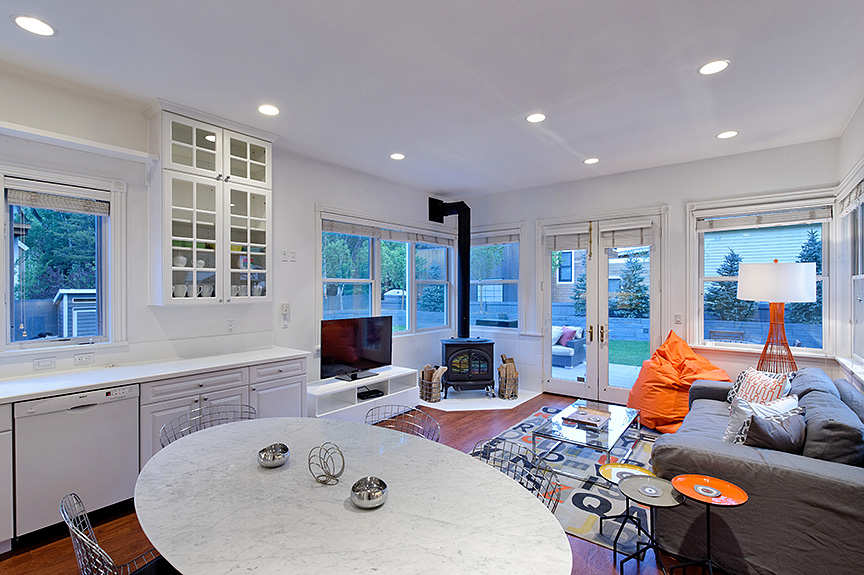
[322,231,372,320]
[380,239,408,331]
[695,202,830,350]
[557,250,573,283]
[469,241,519,328]
[320,216,453,333]
[850,196,864,361]
[6,181,112,348]
[415,243,449,329]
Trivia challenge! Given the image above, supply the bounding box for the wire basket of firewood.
[498,355,519,399]
[419,365,446,403]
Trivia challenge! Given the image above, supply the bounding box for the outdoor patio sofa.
[551,325,586,368]
[651,367,864,575]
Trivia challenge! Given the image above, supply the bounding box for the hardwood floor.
[0,392,683,575]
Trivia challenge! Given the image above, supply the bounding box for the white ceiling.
[3,1,864,197]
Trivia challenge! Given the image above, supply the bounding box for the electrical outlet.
[33,357,56,370]
[74,353,95,366]
[674,313,683,324]
[288,250,297,262]
[227,319,236,334]
[281,249,289,262]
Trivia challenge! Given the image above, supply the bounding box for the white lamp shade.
[736,262,817,303]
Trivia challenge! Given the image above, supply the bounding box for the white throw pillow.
[551,326,564,346]
[721,395,799,443]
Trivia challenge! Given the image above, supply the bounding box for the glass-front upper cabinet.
[164,174,269,303]
[163,112,271,188]
[228,184,269,299]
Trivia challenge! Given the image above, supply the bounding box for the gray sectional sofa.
[651,367,864,575]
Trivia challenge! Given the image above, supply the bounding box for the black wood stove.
[429,197,495,398]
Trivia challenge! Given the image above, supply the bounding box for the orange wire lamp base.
[756,302,798,374]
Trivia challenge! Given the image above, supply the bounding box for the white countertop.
[0,347,310,405]
[135,417,572,575]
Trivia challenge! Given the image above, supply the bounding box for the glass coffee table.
[531,400,642,483]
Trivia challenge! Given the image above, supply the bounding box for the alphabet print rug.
[491,406,656,556]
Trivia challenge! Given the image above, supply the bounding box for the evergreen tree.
[614,257,650,318]
[571,272,587,315]
[418,261,446,312]
[704,249,755,321]
[787,229,822,324]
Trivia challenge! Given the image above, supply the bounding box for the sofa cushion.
[789,367,840,399]
[834,379,864,424]
[551,345,574,357]
[742,412,806,454]
[551,325,564,346]
[729,367,791,404]
[558,325,579,345]
[800,391,864,465]
[722,395,800,443]
[675,398,731,441]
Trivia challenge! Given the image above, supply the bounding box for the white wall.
[470,139,841,382]
[839,95,864,180]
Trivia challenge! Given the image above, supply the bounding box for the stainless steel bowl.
[258,443,290,468]
[351,476,388,509]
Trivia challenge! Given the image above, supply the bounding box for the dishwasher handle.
[67,403,99,412]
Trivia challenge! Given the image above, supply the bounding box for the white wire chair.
[470,438,562,513]
[364,404,441,442]
[60,493,179,575]
[159,403,257,447]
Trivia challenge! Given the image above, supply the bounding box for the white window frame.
[316,204,455,337]
[2,169,127,352]
[687,191,833,352]
[469,225,522,330]
[556,250,574,284]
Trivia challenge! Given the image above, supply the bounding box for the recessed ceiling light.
[390,153,405,160]
[526,113,546,123]
[583,158,600,165]
[13,15,57,36]
[716,130,738,139]
[699,60,730,75]
[257,104,279,116]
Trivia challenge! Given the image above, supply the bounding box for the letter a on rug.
[490,406,655,556]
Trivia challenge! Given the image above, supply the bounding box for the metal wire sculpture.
[308,442,345,485]
[364,405,441,442]
[470,438,562,513]
[159,403,257,447]
[60,493,177,575]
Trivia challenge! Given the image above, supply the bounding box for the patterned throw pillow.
[733,407,805,445]
[721,395,799,443]
[727,367,792,404]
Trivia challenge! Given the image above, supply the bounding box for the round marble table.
[135,417,572,575]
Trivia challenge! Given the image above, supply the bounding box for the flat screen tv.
[320,316,393,381]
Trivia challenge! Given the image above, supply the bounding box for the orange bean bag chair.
[626,330,730,433]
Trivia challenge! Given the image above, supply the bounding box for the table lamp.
[736,261,816,373]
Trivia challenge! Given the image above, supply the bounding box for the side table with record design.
[598,463,657,566]
[669,474,749,575]
[616,475,685,575]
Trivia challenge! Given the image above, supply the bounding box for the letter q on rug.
[487,406,656,556]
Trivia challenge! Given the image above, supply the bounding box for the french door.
[544,216,660,404]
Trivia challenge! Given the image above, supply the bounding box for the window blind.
[322,219,455,246]
[696,205,832,232]
[838,177,864,217]
[544,232,590,251]
[471,231,520,245]
[599,222,654,248]
[6,188,109,216]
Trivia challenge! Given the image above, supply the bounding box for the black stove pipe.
[429,197,471,338]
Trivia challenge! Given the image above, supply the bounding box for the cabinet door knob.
[198,382,204,387]
[216,174,223,181]
[224,175,231,182]
[277,368,283,373]
[202,396,208,401]
[193,398,199,403]
[251,387,256,391]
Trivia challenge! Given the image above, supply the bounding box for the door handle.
[588,325,594,342]
[599,324,606,343]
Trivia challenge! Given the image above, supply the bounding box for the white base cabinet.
[307,366,419,423]
[0,405,12,554]
[140,357,306,468]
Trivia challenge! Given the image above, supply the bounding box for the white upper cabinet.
[163,113,271,188]
[146,102,275,305]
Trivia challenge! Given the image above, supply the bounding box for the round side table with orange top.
[670,474,749,575]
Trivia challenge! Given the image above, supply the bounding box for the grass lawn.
[609,339,650,366]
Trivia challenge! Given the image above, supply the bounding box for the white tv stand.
[307,366,419,422]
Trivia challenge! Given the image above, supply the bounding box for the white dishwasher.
[14,385,139,536]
